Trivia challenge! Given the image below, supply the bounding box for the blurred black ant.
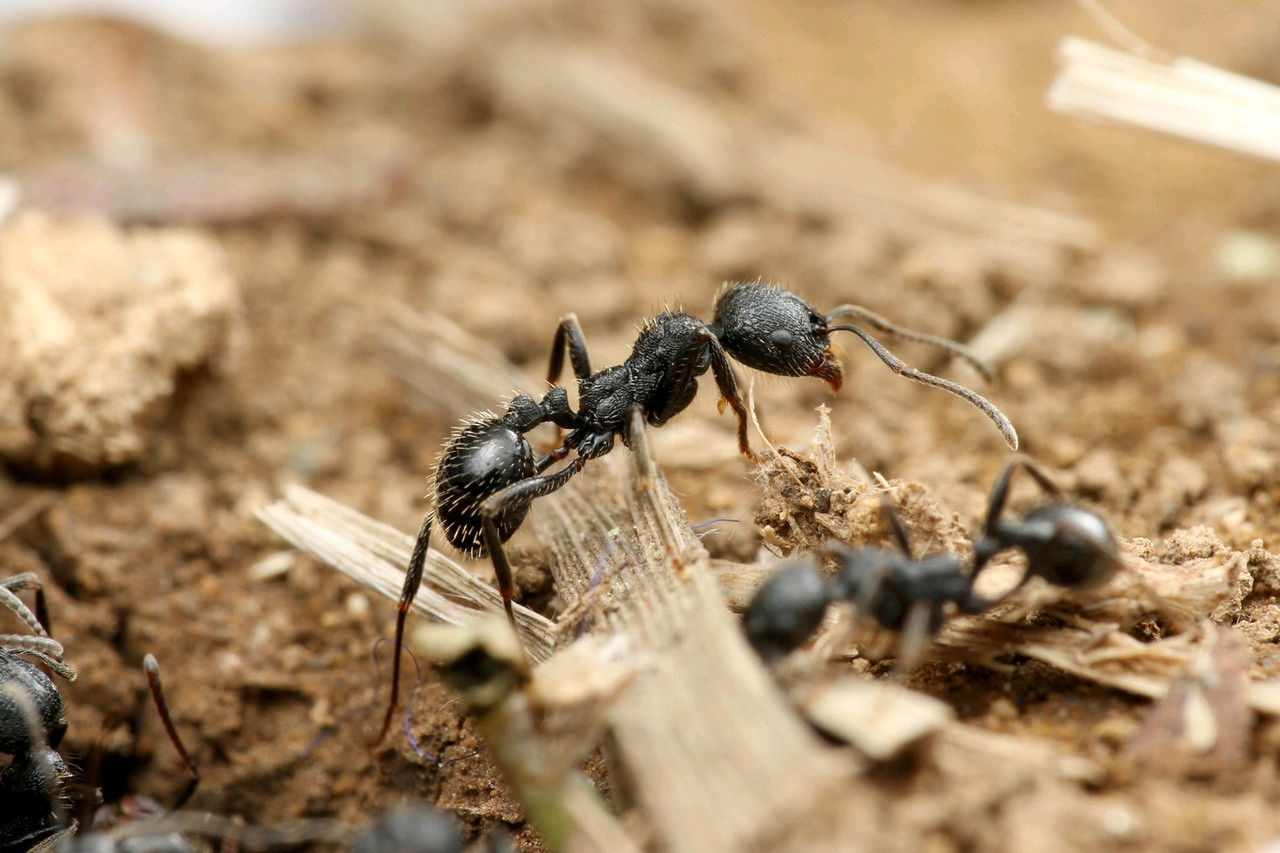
[0,572,74,853]
[743,460,1123,664]
[970,458,1121,592]
[1,647,199,853]
[381,282,1017,739]
[743,505,988,664]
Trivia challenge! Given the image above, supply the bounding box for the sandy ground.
[4,1,1280,850]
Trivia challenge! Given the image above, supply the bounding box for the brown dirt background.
[4,0,1280,850]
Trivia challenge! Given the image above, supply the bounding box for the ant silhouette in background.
[378,282,1019,740]
[743,458,1121,664]
[743,503,988,664]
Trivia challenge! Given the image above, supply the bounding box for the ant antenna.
[825,323,1018,450]
[825,304,995,381]
[142,654,199,811]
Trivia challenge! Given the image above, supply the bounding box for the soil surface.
[4,1,1280,851]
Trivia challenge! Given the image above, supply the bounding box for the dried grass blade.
[256,485,556,663]
[1048,36,1280,162]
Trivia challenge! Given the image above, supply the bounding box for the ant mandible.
[377,282,1018,740]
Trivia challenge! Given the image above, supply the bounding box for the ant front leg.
[480,457,588,645]
[702,331,761,463]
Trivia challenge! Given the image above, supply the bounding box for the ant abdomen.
[434,418,539,557]
[1019,504,1120,589]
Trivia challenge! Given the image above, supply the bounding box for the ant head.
[1022,504,1121,589]
[712,283,842,390]
[742,558,832,661]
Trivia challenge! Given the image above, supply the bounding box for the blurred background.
[2,0,1280,849]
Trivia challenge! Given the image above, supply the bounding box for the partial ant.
[971,458,1121,592]
[379,282,1018,739]
[0,643,198,853]
[0,572,74,853]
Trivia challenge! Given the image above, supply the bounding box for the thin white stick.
[1048,36,1280,163]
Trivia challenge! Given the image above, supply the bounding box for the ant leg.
[828,324,1018,450]
[877,501,914,559]
[0,585,49,641]
[627,407,684,561]
[0,573,50,637]
[143,654,199,811]
[1013,456,1063,498]
[893,599,934,675]
[546,315,591,445]
[480,458,588,641]
[825,304,995,382]
[375,512,432,744]
[546,313,593,386]
[702,331,761,463]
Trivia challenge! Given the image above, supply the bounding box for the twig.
[1048,36,1280,163]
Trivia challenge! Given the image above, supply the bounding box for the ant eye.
[770,329,793,351]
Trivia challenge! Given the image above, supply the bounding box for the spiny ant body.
[971,458,1121,591]
[381,282,1018,739]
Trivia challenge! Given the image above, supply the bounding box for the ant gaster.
[379,282,1018,740]
[970,458,1121,591]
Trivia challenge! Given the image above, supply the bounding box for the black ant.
[1,646,199,853]
[0,572,74,853]
[970,458,1121,592]
[379,282,1017,739]
[743,504,988,663]
[743,460,1123,664]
